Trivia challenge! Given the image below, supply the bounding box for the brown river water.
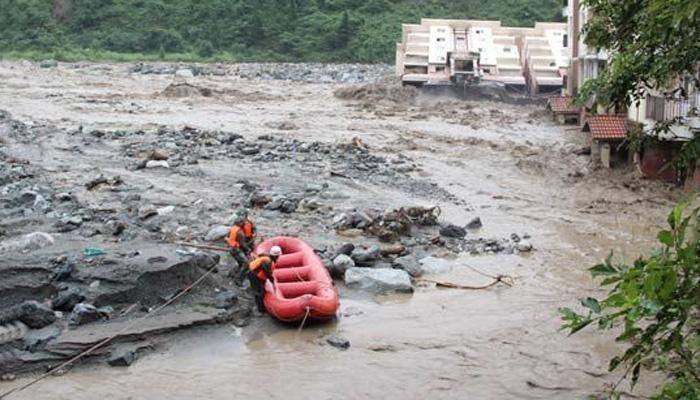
[0,61,675,399]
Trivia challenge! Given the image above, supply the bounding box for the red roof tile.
[547,96,579,114]
[585,115,629,140]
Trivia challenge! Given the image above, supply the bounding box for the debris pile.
[333,206,440,242]
[161,82,213,98]
[333,84,418,104]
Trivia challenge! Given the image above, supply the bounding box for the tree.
[577,1,700,170]
[561,200,700,399]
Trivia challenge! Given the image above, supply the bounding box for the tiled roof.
[547,96,579,114]
[586,115,629,140]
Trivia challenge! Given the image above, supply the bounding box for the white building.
[396,19,569,94]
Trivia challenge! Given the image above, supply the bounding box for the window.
[503,47,511,53]
[563,34,568,48]
[646,95,666,121]
[476,29,482,34]
[437,37,445,42]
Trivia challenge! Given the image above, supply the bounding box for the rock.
[466,217,483,230]
[23,325,61,352]
[51,289,86,312]
[241,147,260,156]
[149,150,169,161]
[17,301,57,329]
[39,59,58,68]
[51,262,75,281]
[350,245,380,266]
[205,225,230,241]
[85,175,109,190]
[247,192,272,208]
[69,303,111,326]
[138,205,158,220]
[54,192,73,202]
[105,219,127,236]
[277,121,298,131]
[337,228,364,238]
[265,196,298,214]
[175,68,194,78]
[344,267,413,293]
[326,334,350,350]
[330,254,355,279]
[418,257,452,275]
[299,198,321,211]
[31,193,49,213]
[157,205,175,215]
[108,347,136,367]
[145,160,170,169]
[0,374,16,382]
[380,244,406,256]
[392,256,423,278]
[214,291,238,309]
[439,224,467,239]
[516,241,533,253]
[336,243,355,257]
[55,215,83,232]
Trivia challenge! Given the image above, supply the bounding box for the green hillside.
[0,0,561,63]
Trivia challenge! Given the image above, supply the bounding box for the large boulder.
[344,268,413,293]
[17,301,56,329]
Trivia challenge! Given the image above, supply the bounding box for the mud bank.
[0,61,679,399]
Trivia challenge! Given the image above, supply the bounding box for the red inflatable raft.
[254,237,339,322]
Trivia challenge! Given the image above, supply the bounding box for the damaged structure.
[561,0,700,182]
[395,19,569,95]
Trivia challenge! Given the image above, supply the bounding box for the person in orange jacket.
[236,208,256,245]
[248,245,281,311]
[227,212,254,279]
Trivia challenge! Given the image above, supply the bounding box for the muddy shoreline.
[0,60,678,399]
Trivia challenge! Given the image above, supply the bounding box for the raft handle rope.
[0,258,220,400]
[297,306,311,334]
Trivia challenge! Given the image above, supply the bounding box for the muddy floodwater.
[0,61,676,399]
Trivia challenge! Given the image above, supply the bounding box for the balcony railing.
[646,93,700,124]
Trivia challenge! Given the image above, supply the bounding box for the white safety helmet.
[269,246,282,257]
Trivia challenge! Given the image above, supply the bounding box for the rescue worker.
[236,208,256,248]
[226,214,252,279]
[248,245,282,311]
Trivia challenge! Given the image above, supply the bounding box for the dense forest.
[0,0,561,63]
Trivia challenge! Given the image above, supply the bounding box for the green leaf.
[657,230,673,247]
[581,297,602,313]
[590,262,617,277]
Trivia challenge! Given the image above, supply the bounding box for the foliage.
[0,0,561,63]
[560,200,700,399]
[576,0,700,171]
